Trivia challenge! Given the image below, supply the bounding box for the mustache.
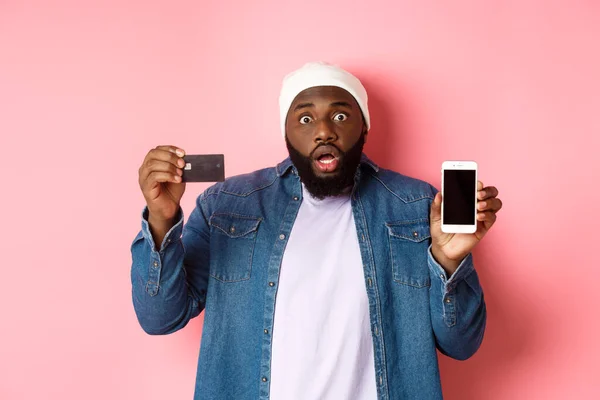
[310,143,342,158]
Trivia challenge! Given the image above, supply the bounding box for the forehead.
[291,86,358,107]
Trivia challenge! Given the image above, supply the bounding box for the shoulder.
[200,165,279,200]
[364,166,438,203]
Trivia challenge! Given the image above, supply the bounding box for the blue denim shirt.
[130,155,486,400]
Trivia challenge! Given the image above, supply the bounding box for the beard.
[285,133,366,200]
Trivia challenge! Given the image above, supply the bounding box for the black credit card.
[181,154,225,182]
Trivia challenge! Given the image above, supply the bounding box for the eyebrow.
[293,101,353,112]
[330,101,353,109]
[293,102,314,112]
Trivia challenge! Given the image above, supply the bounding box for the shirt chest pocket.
[385,219,431,288]
[208,213,262,282]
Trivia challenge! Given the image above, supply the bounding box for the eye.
[299,116,313,124]
[333,113,348,122]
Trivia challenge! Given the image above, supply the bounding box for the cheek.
[335,118,361,134]
[337,126,363,148]
[287,132,313,157]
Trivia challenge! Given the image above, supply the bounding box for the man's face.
[285,86,367,199]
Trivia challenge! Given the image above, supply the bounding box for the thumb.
[430,192,442,224]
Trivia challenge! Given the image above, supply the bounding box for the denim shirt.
[130,155,486,400]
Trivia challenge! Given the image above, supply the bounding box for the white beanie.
[278,61,370,137]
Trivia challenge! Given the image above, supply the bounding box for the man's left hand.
[429,181,503,275]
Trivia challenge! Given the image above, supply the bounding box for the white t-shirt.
[270,185,377,399]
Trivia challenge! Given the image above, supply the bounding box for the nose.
[314,119,337,143]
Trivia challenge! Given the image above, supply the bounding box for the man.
[131,62,502,400]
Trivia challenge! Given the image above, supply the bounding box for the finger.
[140,159,183,183]
[477,180,484,191]
[145,171,182,187]
[146,159,183,175]
[430,192,442,224]
[476,211,497,224]
[155,145,185,157]
[144,148,186,169]
[478,186,499,200]
[142,146,185,166]
[477,197,503,212]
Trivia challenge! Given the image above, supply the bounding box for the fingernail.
[479,201,486,209]
[176,149,185,157]
[177,168,183,176]
[174,175,181,182]
[177,159,185,168]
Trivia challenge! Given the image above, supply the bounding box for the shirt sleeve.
[130,193,212,335]
[427,244,487,360]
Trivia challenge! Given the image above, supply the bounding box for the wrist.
[148,214,174,228]
[147,208,179,239]
[148,206,178,225]
[431,245,461,276]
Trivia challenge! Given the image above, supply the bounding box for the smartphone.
[441,161,478,234]
[181,154,225,182]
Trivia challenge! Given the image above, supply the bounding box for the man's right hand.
[138,145,187,243]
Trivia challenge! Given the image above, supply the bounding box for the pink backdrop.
[1,1,598,399]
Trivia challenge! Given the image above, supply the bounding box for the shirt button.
[440,274,445,279]
[153,261,158,267]
[293,196,299,201]
[262,377,268,382]
[413,231,419,237]
[445,298,452,303]
[230,226,236,233]
[269,282,275,287]
[279,234,285,240]
[264,329,269,334]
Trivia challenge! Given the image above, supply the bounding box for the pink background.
[1,1,598,399]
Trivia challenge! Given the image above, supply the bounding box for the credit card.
[181,154,225,182]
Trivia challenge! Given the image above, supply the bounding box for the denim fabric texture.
[130,154,486,400]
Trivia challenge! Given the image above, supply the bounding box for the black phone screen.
[443,169,476,225]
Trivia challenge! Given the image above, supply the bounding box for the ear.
[362,126,368,143]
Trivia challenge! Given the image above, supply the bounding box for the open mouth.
[312,145,340,173]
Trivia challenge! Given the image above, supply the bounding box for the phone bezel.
[441,160,478,234]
